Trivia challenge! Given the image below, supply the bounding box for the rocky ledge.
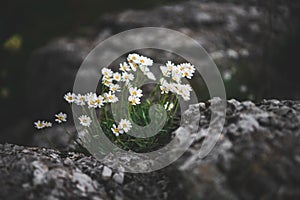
[1,99,300,200]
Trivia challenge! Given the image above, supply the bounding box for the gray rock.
[113,172,125,184]
[1,99,300,199]
[72,170,96,193]
[102,166,113,180]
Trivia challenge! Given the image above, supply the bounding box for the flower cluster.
[64,92,118,108]
[160,61,195,81]
[34,120,52,129]
[127,53,156,80]
[111,119,132,136]
[160,78,193,101]
[34,112,67,130]
[34,53,197,147]
[159,61,195,101]
[128,87,143,105]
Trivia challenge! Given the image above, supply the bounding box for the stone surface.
[1,99,300,199]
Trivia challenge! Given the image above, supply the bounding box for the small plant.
[34,53,196,153]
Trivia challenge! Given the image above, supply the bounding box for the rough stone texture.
[1,99,300,200]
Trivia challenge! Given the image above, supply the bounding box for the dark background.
[0,0,299,145]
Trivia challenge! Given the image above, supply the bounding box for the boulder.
[1,99,300,199]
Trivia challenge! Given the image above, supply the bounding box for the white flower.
[129,87,143,98]
[104,91,118,103]
[79,115,92,127]
[87,93,98,108]
[160,61,175,77]
[129,62,139,71]
[119,62,131,72]
[122,72,134,84]
[139,55,153,66]
[34,120,45,129]
[85,92,96,100]
[174,83,192,101]
[166,61,175,71]
[86,94,104,108]
[181,70,194,79]
[160,66,171,77]
[160,79,192,101]
[159,82,170,94]
[179,63,195,79]
[160,85,169,94]
[111,124,124,136]
[164,102,174,111]
[95,95,105,108]
[171,66,182,83]
[64,92,76,103]
[55,112,67,123]
[128,96,141,105]
[127,53,140,64]
[119,119,132,133]
[113,72,122,82]
[102,77,113,87]
[44,121,52,128]
[109,84,121,93]
[101,67,113,78]
[160,79,171,94]
[75,94,87,106]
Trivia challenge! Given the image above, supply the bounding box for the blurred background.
[0,0,299,145]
